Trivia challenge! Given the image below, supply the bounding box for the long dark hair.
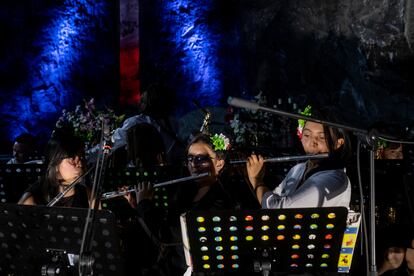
[42,131,85,202]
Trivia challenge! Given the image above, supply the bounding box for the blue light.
[162,0,223,107]
[0,0,113,142]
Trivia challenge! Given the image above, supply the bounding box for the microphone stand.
[78,126,112,276]
[228,97,397,276]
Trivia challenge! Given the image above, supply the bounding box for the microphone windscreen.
[227,97,260,111]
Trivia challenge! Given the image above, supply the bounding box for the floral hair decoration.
[210,133,231,151]
[297,105,312,139]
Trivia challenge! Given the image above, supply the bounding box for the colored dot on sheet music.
[311,213,320,219]
[261,215,270,221]
[245,226,253,231]
[328,213,336,219]
[245,215,253,221]
[325,234,333,240]
[229,226,237,231]
[196,217,205,223]
[293,224,302,230]
[229,216,237,221]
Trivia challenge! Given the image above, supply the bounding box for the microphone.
[227,97,260,111]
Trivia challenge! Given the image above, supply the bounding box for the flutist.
[247,106,352,209]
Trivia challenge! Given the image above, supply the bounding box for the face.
[386,247,405,269]
[301,121,329,155]
[13,142,33,163]
[57,156,84,184]
[187,142,224,178]
[383,145,403,159]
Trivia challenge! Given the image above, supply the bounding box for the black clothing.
[26,181,89,208]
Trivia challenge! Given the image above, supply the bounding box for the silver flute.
[100,172,210,200]
[229,153,329,165]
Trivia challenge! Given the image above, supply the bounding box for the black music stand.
[103,166,184,217]
[181,207,348,275]
[0,203,124,276]
[0,164,44,203]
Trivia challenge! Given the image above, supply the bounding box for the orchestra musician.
[246,106,352,209]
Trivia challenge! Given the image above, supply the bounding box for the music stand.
[0,164,44,203]
[0,203,124,276]
[181,207,348,275]
[103,166,183,216]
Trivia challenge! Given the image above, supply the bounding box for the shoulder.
[287,162,307,176]
[310,169,348,185]
[18,192,36,205]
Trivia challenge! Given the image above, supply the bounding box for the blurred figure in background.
[7,133,38,164]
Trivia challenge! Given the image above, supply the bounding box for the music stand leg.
[369,149,377,275]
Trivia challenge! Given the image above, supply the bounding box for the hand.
[135,181,154,204]
[121,185,137,209]
[246,154,265,189]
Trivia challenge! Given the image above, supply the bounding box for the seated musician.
[130,132,238,275]
[247,106,352,208]
[18,129,92,208]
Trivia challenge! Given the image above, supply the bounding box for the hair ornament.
[297,105,312,139]
[210,133,231,151]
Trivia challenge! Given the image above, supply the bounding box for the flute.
[229,153,329,165]
[100,172,210,200]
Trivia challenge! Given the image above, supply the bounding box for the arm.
[246,154,269,204]
[262,169,348,208]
